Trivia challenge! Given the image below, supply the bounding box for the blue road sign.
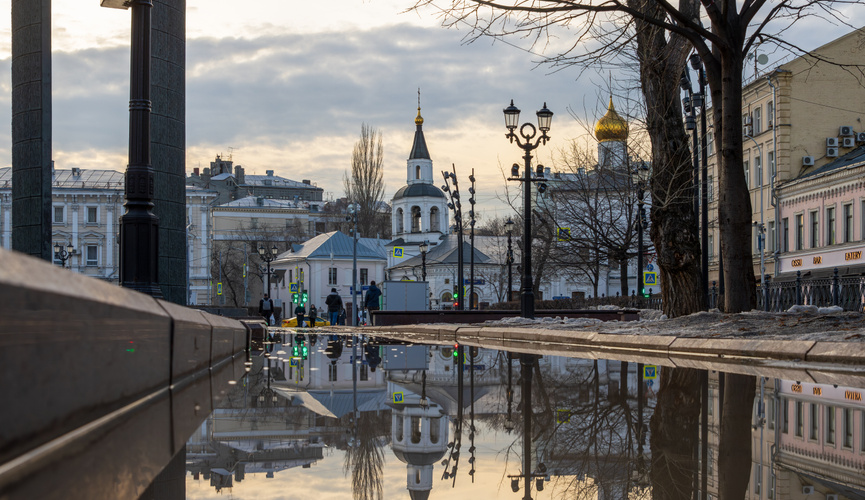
[643,271,657,285]
[393,247,404,258]
[290,283,299,293]
[646,263,654,271]
[643,365,658,380]
[392,392,404,404]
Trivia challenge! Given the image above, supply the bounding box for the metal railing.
[709,268,865,312]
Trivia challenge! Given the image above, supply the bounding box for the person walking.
[259,294,274,324]
[325,288,343,326]
[294,302,306,327]
[363,281,382,325]
[309,304,318,327]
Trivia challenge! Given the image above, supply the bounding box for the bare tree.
[345,124,388,238]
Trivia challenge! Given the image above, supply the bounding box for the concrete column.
[151,0,187,305]
[11,0,52,261]
[2,201,11,249]
[106,207,114,271]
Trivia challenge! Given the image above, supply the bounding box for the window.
[809,403,819,441]
[86,206,98,224]
[708,234,714,261]
[360,268,368,285]
[708,388,714,416]
[768,221,776,253]
[810,210,820,248]
[826,406,836,445]
[411,206,422,232]
[289,270,293,284]
[416,165,421,179]
[250,217,259,229]
[396,208,404,234]
[743,112,751,136]
[328,267,337,285]
[795,214,804,251]
[430,206,441,232]
[744,160,750,189]
[53,206,65,224]
[753,106,762,135]
[782,397,789,434]
[85,245,98,267]
[707,131,715,156]
[360,363,368,381]
[843,408,853,449]
[844,204,854,243]
[795,400,803,437]
[708,175,714,201]
[754,154,762,187]
[754,464,762,495]
[768,397,776,429]
[767,100,774,128]
[768,151,775,178]
[782,218,789,252]
[826,206,836,245]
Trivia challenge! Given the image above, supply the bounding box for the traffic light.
[453,285,460,307]
[292,345,300,357]
[301,291,308,304]
[641,287,650,298]
[301,344,309,359]
[291,293,298,303]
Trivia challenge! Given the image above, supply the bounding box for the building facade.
[187,155,324,205]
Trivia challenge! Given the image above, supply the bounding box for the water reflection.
[186,334,865,500]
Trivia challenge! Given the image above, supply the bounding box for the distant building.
[187,155,324,205]
[0,167,216,305]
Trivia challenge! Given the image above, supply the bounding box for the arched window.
[395,416,404,442]
[470,292,479,310]
[416,165,421,179]
[411,206,422,233]
[411,416,422,443]
[430,206,440,232]
[429,417,441,444]
[396,208,404,234]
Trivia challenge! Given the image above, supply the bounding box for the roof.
[785,144,865,186]
[244,174,321,190]
[218,195,303,209]
[393,183,445,200]
[0,168,217,197]
[275,231,388,262]
[409,113,430,160]
[390,234,510,270]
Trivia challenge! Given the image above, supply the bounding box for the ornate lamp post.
[419,240,429,282]
[504,100,553,319]
[631,165,650,299]
[102,0,161,298]
[258,244,278,298]
[690,53,710,307]
[505,218,515,302]
[53,242,74,268]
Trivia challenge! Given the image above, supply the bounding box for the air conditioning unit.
[827,147,839,157]
[743,125,753,137]
[826,137,839,147]
[802,485,814,495]
[743,115,753,125]
[840,126,854,136]
[857,132,865,143]
[826,494,839,500]
[842,137,856,148]
[803,156,815,166]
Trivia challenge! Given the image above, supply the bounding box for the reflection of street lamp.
[631,164,650,299]
[53,242,74,268]
[258,244,278,298]
[505,218,515,302]
[504,100,553,319]
[419,240,429,282]
[507,353,546,499]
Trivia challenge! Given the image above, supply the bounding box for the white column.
[105,208,114,272]
[200,208,208,279]
[71,204,79,270]
[2,203,11,249]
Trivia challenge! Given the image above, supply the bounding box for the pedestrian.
[294,302,306,327]
[309,304,318,327]
[259,294,274,324]
[325,288,343,326]
[363,281,382,322]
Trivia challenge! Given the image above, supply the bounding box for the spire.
[409,90,430,160]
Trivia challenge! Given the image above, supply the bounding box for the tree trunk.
[718,373,756,499]
[620,255,630,297]
[630,0,704,318]
[716,49,757,312]
[649,367,701,500]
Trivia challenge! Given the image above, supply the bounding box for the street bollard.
[795,271,802,306]
[832,267,840,307]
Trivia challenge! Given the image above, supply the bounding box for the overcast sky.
[0,1,862,218]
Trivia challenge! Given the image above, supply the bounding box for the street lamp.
[442,168,465,310]
[419,240,429,282]
[346,203,359,325]
[505,218,515,302]
[468,170,478,310]
[53,242,74,268]
[631,164,650,299]
[102,0,161,298]
[258,244,278,299]
[505,100,553,319]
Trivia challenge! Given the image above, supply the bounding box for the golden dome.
[415,107,424,126]
[594,97,629,142]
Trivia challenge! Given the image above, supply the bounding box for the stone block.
[157,299,212,381]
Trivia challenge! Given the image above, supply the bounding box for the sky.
[0,1,863,219]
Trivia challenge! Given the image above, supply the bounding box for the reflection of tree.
[649,367,700,500]
[343,411,390,500]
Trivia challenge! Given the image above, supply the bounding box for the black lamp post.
[690,53,710,308]
[631,165,650,299]
[419,240,429,282]
[258,244,278,299]
[468,169,477,310]
[505,218,515,302]
[53,242,74,268]
[102,0,161,298]
[442,168,465,310]
[504,100,553,319]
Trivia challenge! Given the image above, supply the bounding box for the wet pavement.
[185,333,865,499]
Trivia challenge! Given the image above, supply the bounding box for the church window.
[416,165,421,179]
[411,416,422,443]
[396,208,404,233]
[430,207,440,232]
[429,417,441,443]
[411,206,422,233]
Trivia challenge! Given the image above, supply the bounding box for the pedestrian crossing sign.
[393,247,404,258]
[556,409,572,424]
[392,392,404,404]
[290,283,299,293]
[557,227,571,241]
[643,271,657,285]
